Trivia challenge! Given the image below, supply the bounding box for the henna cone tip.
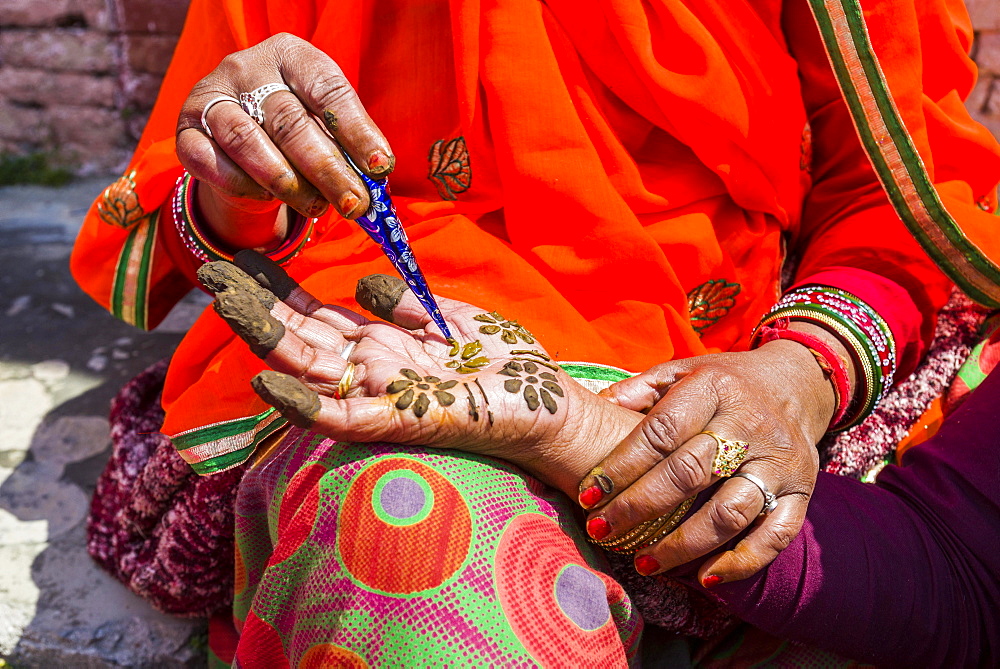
[234,249,298,300]
[251,371,320,428]
[356,274,409,321]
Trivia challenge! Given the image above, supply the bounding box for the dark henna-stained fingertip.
[214,290,285,358]
[234,249,299,300]
[197,261,277,309]
[355,274,409,322]
[251,371,320,428]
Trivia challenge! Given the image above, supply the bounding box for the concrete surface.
[0,177,212,667]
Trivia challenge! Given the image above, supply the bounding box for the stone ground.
[0,177,212,667]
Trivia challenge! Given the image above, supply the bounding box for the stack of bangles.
[590,497,696,553]
[171,171,315,265]
[750,284,897,431]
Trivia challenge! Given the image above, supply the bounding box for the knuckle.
[705,496,753,535]
[613,493,657,525]
[266,98,312,144]
[663,448,710,493]
[763,522,798,551]
[304,71,354,109]
[639,411,684,455]
[217,117,262,153]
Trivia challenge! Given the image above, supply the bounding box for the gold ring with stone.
[701,430,749,478]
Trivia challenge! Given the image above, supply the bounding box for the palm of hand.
[201,257,579,464]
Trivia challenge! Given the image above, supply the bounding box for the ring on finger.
[701,430,749,478]
[334,362,356,400]
[239,83,291,125]
[733,472,778,516]
[200,95,240,139]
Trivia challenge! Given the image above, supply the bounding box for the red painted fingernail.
[338,192,360,218]
[368,151,393,175]
[579,485,604,508]
[702,574,724,589]
[634,554,661,576]
[587,517,612,541]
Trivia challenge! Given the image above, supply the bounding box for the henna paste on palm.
[197,261,277,309]
[234,250,299,300]
[387,369,458,418]
[499,361,563,414]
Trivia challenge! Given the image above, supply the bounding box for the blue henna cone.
[348,159,453,340]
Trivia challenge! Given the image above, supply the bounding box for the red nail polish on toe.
[579,485,604,508]
[702,574,724,589]
[586,517,611,541]
[634,554,660,576]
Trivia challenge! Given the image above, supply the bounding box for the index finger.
[579,366,717,510]
[277,37,395,178]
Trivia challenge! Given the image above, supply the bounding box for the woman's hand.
[198,251,643,496]
[176,33,393,249]
[581,336,844,585]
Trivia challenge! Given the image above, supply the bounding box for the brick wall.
[0,0,998,176]
[967,0,1000,138]
[0,0,190,175]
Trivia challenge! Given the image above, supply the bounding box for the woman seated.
[70,0,1000,665]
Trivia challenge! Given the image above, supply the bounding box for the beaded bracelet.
[171,171,315,265]
[750,285,896,431]
[756,321,852,428]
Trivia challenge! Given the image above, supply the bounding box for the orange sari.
[72,0,999,474]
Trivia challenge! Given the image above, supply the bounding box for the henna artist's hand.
[198,251,642,496]
[176,33,393,249]
[581,336,846,585]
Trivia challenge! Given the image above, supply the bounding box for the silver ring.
[733,472,778,517]
[339,341,357,361]
[200,95,240,138]
[239,83,291,125]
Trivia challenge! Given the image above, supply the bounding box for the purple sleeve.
[677,368,1000,667]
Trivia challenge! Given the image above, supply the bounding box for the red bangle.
[755,320,852,429]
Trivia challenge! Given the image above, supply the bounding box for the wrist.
[518,383,642,498]
[194,176,287,250]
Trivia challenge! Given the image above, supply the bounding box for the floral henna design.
[444,339,490,374]
[387,369,459,418]
[498,361,563,414]
[474,312,535,345]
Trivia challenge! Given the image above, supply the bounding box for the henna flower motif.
[498,360,563,414]
[97,170,145,229]
[687,279,741,334]
[427,137,471,201]
[474,312,535,345]
[387,369,459,417]
[445,340,490,374]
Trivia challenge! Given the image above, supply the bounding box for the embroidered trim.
[428,137,472,200]
[170,407,288,476]
[687,279,741,334]
[98,170,146,229]
[806,0,1000,308]
[110,209,159,329]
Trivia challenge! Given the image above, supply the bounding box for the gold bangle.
[591,497,695,554]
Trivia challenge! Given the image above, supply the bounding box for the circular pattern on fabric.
[495,513,625,667]
[298,643,368,668]
[371,470,434,526]
[338,457,472,594]
[554,565,612,631]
